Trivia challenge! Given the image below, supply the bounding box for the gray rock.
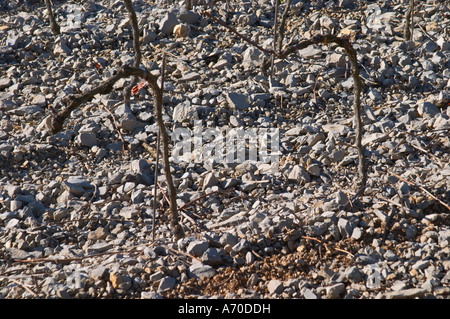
[335,190,349,206]
[142,29,157,44]
[53,37,71,56]
[337,218,353,238]
[288,165,310,183]
[63,177,94,197]
[201,248,223,266]
[178,71,200,83]
[149,271,164,282]
[344,266,362,283]
[186,240,209,257]
[0,77,12,90]
[89,266,107,281]
[188,262,215,278]
[412,260,431,270]
[303,288,318,299]
[219,232,238,247]
[232,239,249,253]
[202,172,219,190]
[267,279,284,295]
[159,12,179,35]
[177,8,200,25]
[319,15,338,30]
[173,100,199,122]
[380,288,428,299]
[226,92,250,110]
[326,283,346,298]
[158,276,176,291]
[14,105,43,116]
[86,242,113,253]
[417,102,440,118]
[242,47,266,68]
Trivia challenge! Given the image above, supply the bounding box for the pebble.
[186,240,209,257]
[267,279,284,295]
[226,92,250,110]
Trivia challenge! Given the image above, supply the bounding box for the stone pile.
[0,0,449,299]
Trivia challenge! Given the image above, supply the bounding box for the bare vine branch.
[45,0,60,35]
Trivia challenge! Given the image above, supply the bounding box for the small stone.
[89,266,107,281]
[86,242,113,254]
[173,24,190,38]
[63,177,94,197]
[417,102,440,118]
[226,92,250,110]
[326,283,346,298]
[219,232,238,247]
[0,77,12,90]
[158,276,176,292]
[412,260,431,271]
[172,101,199,122]
[267,279,284,295]
[186,240,209,257]
[391,280,407,291]
[242,47,266,69]
[159,12,179,35]
[335,190,349,206]
[351,227,363,240]
[188,262,215,278]
[109,272,132,291]
[53,37,71,56]
[344,266,362,283]
[9,200,22,211]
[337,218,353,238]
[382,288,428,299]
[76,132,97,147]
[202,172,219,191]
[319,15,338,30]
[303,288,318,299]
[149,271,164,282]
[306,163,321,176]
[288,165,310,183]
[87,227,107,241]
[201,248,223,266]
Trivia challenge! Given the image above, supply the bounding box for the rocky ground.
[0,0,449,299]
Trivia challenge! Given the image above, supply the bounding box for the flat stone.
[186,240,209,257]
[188,262,215,278]
[326,283,346,298]
[202,172,219,190]
[201,248,223,266]
[417,102,440,118]
[288,165,310,183]
[303,288,318,299]
[0,77,12,90]
[76,132,97,147]
[267,279,284,295]
[381,288,428,299]
[158,276,176,291]
[177,8,200,25]
[159,12,179,35]
[86,242,113,253]
[172,100,199,122]
[242,47,266,68]
[63,177,94,196]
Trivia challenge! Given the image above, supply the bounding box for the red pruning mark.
[131,81,148,96]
